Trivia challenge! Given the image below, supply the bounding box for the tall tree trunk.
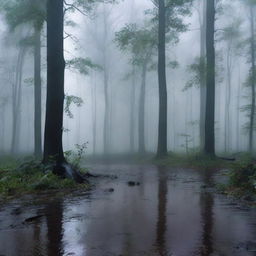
[91,73,97,155]
[43,0,65,164]
[157,0,168,158]
[34,28,42,158]
[204,0,215,156]
[11,46,26,155]
[225,45,232,153]
[130,67,136,153]
[199,0,206,152]
[138,63,147,154]
[103,62,110,155]
[236,60,241,152]
[103,7,110,155]
[249,5,256,153]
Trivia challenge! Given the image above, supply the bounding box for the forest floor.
[153,152,256,205]
[0,163,255,256]
[0,152,255,205]
[0,156,90,201]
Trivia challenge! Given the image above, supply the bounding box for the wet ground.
[0,164,256,256]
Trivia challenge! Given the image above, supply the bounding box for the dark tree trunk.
[34,28,42,158]
[43,0,65,164]
[249,5,256,153]
[157,0,168,158]
[138,63,147,154]
[204,0,215,156]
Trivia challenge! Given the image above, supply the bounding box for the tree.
[1,0,46,157]
[150,0,191,158]
[220,20,242,152]
[157,0,168,158]
[43,0,65,164]
[204,0,215,156]
[115,23,157,154]
[248,1,256,153]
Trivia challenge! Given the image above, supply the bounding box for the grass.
[153,152,232,170]
[153,152,256,203]
[0,157,90,200]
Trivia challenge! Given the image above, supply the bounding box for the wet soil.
[0,164,255,256]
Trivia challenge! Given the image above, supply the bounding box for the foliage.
[66,57,101,75]
[0,0,46,30]
[228,163,256,192]
[64,95,84,118]
[0,159,89,198]
[115,23,157,67]
[65,142,88,168]
[148,0,192,34]
[184,56,205,91]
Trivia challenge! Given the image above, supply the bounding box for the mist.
[0,1,256,255]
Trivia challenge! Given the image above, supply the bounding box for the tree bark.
[34,28,42,158]
[43,0,65,164]
[249,5,256,153]
[157,0,168,158]
[199,0,206,152]
[204,0,215,156]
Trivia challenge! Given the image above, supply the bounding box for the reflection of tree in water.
[155,166,168,256]
[45,200,64,256]
[198,170,214,256]
[32,210,43,256]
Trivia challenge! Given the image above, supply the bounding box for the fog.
[0,0,254,157]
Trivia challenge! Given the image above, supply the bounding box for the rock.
[127,181,140,186]
[104,188,114,193]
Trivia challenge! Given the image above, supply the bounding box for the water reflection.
[0,164,256,256]
[198,171,214,256]
[45,200,63,256]
[155,165,168,256]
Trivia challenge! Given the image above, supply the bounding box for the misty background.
[0,0,252,156]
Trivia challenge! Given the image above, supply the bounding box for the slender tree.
[220,20,242,153]
[1,0,45,156]
[115,23,156,154]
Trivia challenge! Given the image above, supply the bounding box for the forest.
[0,0,256,255]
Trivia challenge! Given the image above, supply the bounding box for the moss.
[0,159,90,199]
[216,157,256,205]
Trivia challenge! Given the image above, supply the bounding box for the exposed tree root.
[53,163,89,184]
